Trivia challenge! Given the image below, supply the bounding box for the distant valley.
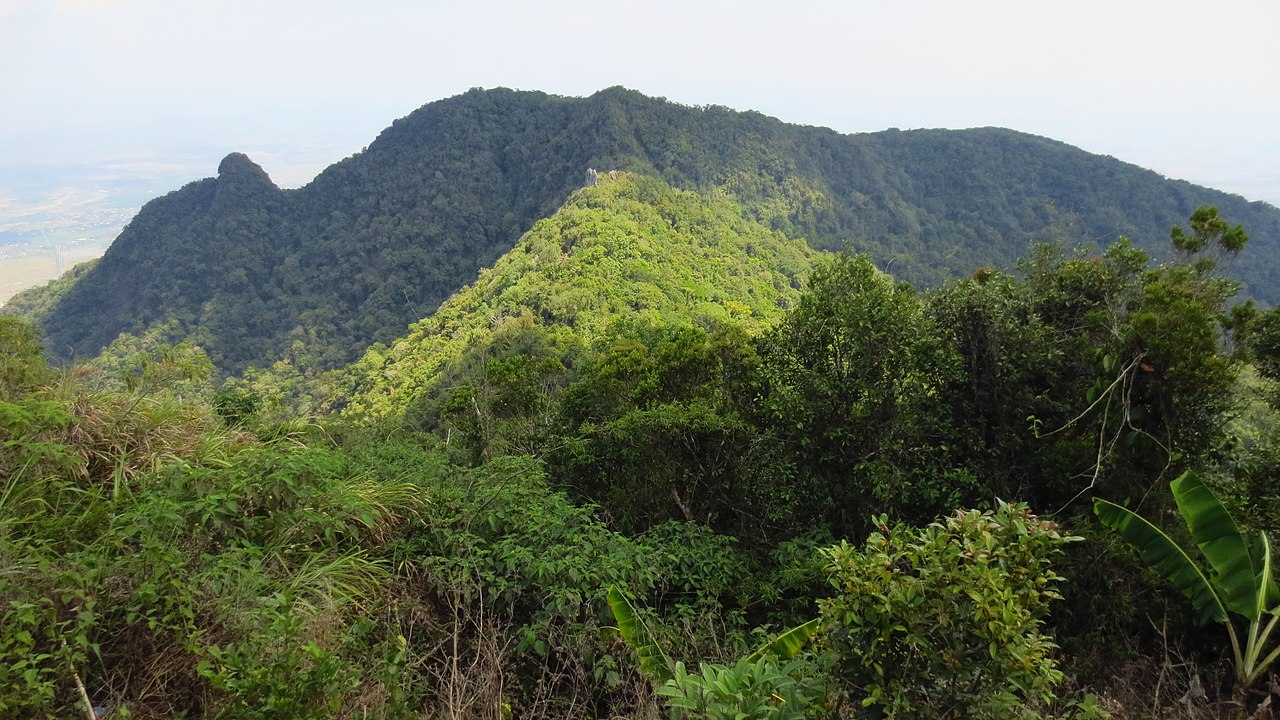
[0,172,140,304]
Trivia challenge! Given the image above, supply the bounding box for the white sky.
[2,0,1278,204]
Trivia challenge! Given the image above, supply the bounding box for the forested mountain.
[20,86,1280,374]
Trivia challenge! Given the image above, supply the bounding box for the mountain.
[18,87,1280,374]
[339,171,815,419]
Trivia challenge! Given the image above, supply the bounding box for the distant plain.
[0,243,108,305]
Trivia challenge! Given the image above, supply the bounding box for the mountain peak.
[217,152,275,187]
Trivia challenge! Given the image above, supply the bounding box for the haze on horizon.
[2,0,1278,208]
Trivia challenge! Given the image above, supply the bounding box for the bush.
[819,503,1080,719]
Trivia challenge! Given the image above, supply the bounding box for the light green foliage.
[5,181,1270,718]
[0,315,55,397]
[197,595,362,720]
[427,313,580,463]
[394,454,754,716]
[608,585,675,683]
[413,456,657,668]
[819,503,1078,719]
[1094,472,1280,690]
[659,658,827,720]
[0,318,78,484]
[211,385,263,428]
[1170,205,1248,257]
[1222,368,1280,540]
[81,317,217,407]
[609,585,827,719]
[219,357,344,424]
[0,317,419,717]
[343,172,815,420]
[0,440,418,717]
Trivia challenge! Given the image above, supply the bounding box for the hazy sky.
[3,0,1278,204]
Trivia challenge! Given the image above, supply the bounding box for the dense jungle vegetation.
[5,172,1280,718]
[13,87,1280,377]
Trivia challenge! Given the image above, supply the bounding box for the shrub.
[819,503,1079,719]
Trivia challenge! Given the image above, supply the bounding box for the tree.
[0,316,54,400]
[752,254,971,535]
[930,207,1248,510]
[552,320,761,533]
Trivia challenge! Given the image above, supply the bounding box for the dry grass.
[48,367,256,489]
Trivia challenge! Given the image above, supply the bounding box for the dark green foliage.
[1249,306,1280,384]
[4,398,762,718]
[552,319,765,534]
[385,454,758,717]
[30,88,1280,377]
[6,195,1273,718]
[928,216,1245,509]
[752,253,974,535]
[211,386,262,428]
[925,267,1072,500]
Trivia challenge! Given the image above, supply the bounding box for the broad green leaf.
[745,618,821,662]
[1258,532,1280,617]
[606,586,673,683]
[1094,497,1226,623]
[1171,472,1259,619]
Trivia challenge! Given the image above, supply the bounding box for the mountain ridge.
[15,86,1280,374]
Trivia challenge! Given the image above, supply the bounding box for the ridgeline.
[13,86,1280,376]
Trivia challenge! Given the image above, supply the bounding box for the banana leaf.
[745,618,821,662]
[1171,472,1262,619]
[1094,496,1227,623]
[1258,532,1280,618]
[606,586,673,683]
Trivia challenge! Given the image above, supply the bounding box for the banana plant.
[605,586,820,684]
[1094,471,1280,690]
[606,586,675,683]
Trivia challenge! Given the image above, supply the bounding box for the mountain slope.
[23,87,1280,374]
[340,172,815,419]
